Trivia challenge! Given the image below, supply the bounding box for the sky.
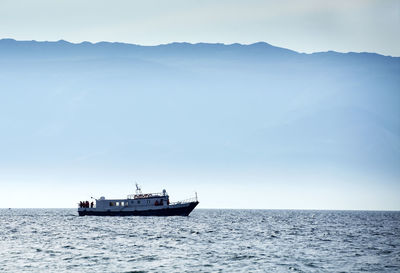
[0,0,399,56]
[0,0,399,210]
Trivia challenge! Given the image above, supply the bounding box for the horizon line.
[2,207,399,212]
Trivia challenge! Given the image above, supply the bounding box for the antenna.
[135,182,142,194]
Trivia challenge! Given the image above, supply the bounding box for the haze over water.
[1,39,399,210]
[1,209,399,272]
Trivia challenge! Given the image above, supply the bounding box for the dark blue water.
[0,209,399,272]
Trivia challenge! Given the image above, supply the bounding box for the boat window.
[131,201,134,204]
[121,202,124,206]
[109,202,114,206]
[137,200,140,204]
[116,202,120,206]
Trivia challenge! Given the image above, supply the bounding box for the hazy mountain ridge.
[1,39,396,81]
[0,39,396,61]
[0,39,399,181]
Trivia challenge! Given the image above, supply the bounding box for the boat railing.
[169,196,198,205]
[127,192,164,199]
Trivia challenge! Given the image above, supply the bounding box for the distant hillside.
[0,39,399,180]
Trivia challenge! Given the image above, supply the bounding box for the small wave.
[288,266,303,272]
[231,254,256,261]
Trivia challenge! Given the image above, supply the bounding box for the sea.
[0,209,399,272]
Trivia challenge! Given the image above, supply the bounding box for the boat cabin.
[94,186,170,209]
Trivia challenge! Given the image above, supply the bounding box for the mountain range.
[0,39,399,194]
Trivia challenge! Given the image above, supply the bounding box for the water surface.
[0,209,399,272]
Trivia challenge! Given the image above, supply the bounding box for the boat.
[77,184,199,216]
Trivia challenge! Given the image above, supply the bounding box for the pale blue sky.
[0,0,399,56]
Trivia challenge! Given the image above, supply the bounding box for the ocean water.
[0,209,399,272]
